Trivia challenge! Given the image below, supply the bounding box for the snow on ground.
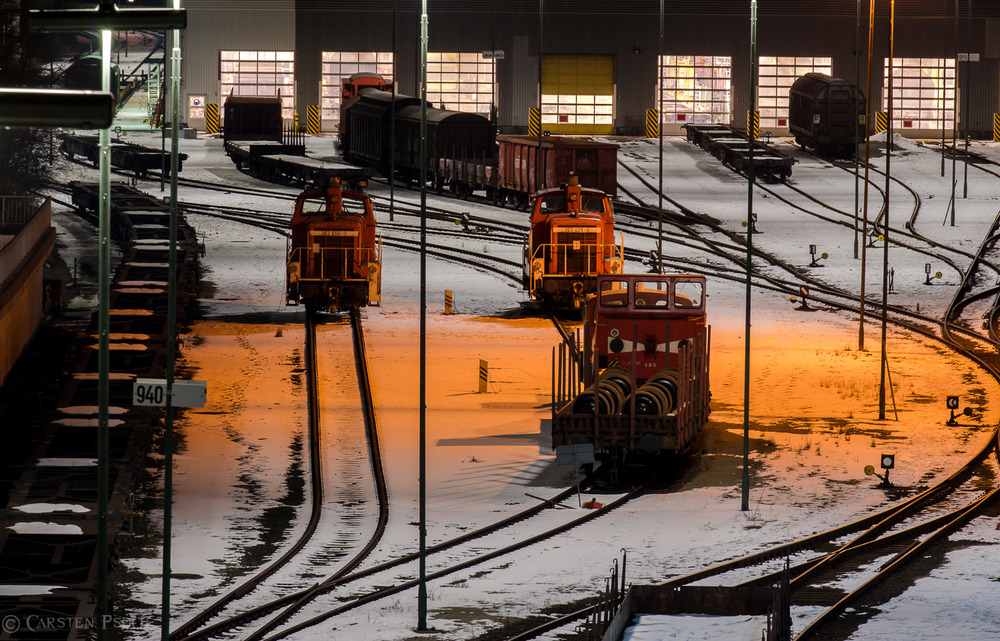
[43,127,1000,640]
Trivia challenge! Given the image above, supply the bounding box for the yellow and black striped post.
[444,290,454,314]
[747,110,759,140]
[993,114,1000,142]
[529,107,540,137]
[478,359,488,393]
[294,112,300,133]
[875,111,888,134]
[205,103,219,135]
[646,109,659,138]
[307,105,320,135]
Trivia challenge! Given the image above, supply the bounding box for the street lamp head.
[29,6,186,32]
[0,88,114,129]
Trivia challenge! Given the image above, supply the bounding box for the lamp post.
[879,0,894,421]
[658,0,664,275]
[742,0,757,513]
[860,0,874,352]
[417,1,428,630]
[26,6,185,640]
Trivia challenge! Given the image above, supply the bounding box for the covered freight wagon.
[788,73,866,158]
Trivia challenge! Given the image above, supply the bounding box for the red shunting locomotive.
[550,273,710,459]
[584,274,707,378]
[522,173,624,310]
[286,177,382,313]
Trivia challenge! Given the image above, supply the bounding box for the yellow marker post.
[444,290,454,314]
[875,111,888,134]
[205,103,219,135]
[478,359,488,393]
[645,108,658,138]
[307,105,320,135]
[529,107,540,137]
[747,110,759,140]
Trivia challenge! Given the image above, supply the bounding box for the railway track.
[170,310,388,641]
[607,149,1000,641]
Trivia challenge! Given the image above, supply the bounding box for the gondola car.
[551,273,710,460]
[286,177,382,313]
[523,173,623,310]
[788,72,867,158]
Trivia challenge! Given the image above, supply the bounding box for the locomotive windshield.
[537,191,607,214]
[599,280,628,307]
[674,281,704,308]
[298,193,370,217]
[633,281,669,308]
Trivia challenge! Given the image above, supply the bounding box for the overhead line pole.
[417,0,429,631]
[854,0,861,260]
[537,0,543,192]
[879,0,894,421]
[97,28,111,641]
[160,8,182,639]
[658,0,664,275]
[742,0,757,513]
[860,0,875,352]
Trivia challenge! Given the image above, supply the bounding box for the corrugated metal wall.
[179,6,999,136]
[181,5,295,110]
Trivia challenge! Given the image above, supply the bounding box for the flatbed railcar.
[788,72,866,158]
[551,274,710,460]
[682,123,795,182]
[61,135,187,177]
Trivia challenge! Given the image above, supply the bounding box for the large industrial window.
[320,52,394,131]
[658,56,732,129]
[220,50,295,121]
[541,55,614,135]
[882,57,955,133]
[426,52,495,116]
[758,57,831,129]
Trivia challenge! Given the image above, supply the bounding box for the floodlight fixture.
[29,5,186,32]
[0,88,114,128]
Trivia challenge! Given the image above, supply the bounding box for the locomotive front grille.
[553,230,599,274]
[308,230,363,281]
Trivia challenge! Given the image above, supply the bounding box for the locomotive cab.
[584,274,707,381]
[287,177,382,313]
[523,174,623,310]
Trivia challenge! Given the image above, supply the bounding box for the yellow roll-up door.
[540,55,614,135]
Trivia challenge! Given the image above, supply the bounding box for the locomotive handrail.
[529,241,624,276]
[288,245,378,281]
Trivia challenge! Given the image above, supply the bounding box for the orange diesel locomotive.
[286,177,382,313]
[523,174,623,310]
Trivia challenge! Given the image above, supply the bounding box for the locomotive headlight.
[609,328,619,338]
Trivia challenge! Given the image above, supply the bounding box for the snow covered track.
[170,311,388,641]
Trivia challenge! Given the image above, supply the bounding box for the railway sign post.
[946,395,973,426]
[133,378,207,408]
[556,443,595,507]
